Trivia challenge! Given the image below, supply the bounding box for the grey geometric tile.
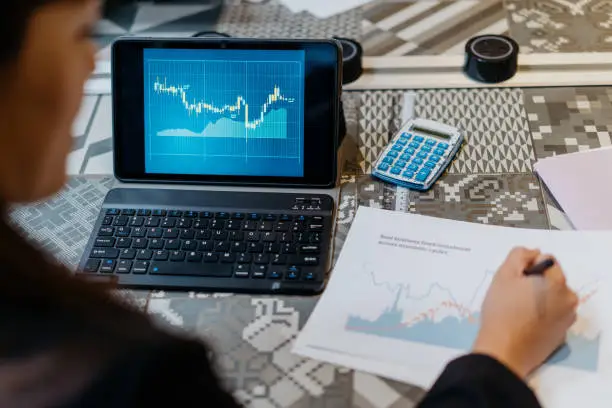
[414,88,535,174]
[523,87,612,159]
[506,0,612,53]
[147,294,351,407]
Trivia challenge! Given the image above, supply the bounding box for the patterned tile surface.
[522,87,612,158]
[362,0,509,56]
[357,89,535,174]
[506,0,612,53]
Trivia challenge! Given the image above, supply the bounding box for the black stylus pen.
[524,258,555,276]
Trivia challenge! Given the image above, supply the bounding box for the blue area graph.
[144,48,305,177]
[346,271,601,372]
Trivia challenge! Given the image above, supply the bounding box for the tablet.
[111,38,341,188]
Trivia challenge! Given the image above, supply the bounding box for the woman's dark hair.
[0,1,77,64]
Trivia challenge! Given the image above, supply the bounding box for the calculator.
[372,118,464,191]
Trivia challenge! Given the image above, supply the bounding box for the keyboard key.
[434,148,446,156]
[413,135,424,142]
[409,141,420,149]
[144,217,160,227]
[391,144,402,151]
[213,229,228,240]
[154,250,169,261]
[180,229,195,240]
[161,218,176,228]
[116,238,132,248]
[304,271,318,281]
[204,252,218,263]
[196,230,212,240]
[165,239,181,250]
[147,228,163,238]
[226,220,241,230]
[292,255,319,266]
[133,238,148,249]
[121,209,136,216]
[177,218,192,228]
[243,220,257,231]
[106,209,121,216]
[258,221,274,231]
[264,243,280,253]
[98,227,114,236]
[402,171,415,179]
[300,245,320,253]
[390,167,402,175]
[83,259,100,273]
[234,264,250,278]
[163,229,179,239]
[216,212,230,219]
[387,150,399,158]
[132,227,147,238]
[152,210,167,216]
[237,253,252,263]
[100,259,116,273]
[261,232,276,243]
[232,212,245,220]
[426,139,436,146]
[137,209,151,217]
[286,266,300,280]
[229,231,244,241]
[113,216,128,227]
[253,265,267,276]
[253,269,266,279]
[183,211,197,218]
[150,262,232,278]
[281,244,296,254]
[133,261,150,274]
[193,219,209,229]
[269,269,283,279]
[417,151,428,159]
[248,243,264,253]
[116,260,132,274]
[197,240,213,251]
[199,211,213,218]
[280,214,293,222]
[102,216,113,226]
[396,160,407,168]
[254,254,270,264]
[424,161,436,169]
[272,254,287,264]
[310,233,322,244]
[248,213,261,221]
[186,251,203,262]
[246,231,260,242]
[90,248,119,259]
[168,210,182,217]
[230,242,247,253]
[137,250,153,260]
[120,249,136,260]
[170,251,185,262]
[377,163,390,172]
[215,242,230,252]
[309,224,324,232]
[430,155,441,162]
[210,219,225,230]
[94,237,115,247]
[264,214,277,221]
[182,240,197,251]
[220,253,236,263]
[149,238,165,249]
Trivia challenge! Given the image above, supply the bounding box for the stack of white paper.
[294,206,612,408]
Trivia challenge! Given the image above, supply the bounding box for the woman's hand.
[472,247,579,379]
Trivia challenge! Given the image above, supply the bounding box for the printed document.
[294,206,612,408]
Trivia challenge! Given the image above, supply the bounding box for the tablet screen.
[143,48,305,178]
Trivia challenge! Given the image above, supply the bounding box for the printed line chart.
[345,265,602,372]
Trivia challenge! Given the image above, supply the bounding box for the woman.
[0,1,578,407]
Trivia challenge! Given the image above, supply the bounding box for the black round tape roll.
[333,37,363,85]
[464,35,519,84]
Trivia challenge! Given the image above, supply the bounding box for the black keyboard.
[77,188,334,295]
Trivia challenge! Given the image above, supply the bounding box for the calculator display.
[411,125,452,140]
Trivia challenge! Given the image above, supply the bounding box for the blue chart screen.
[144,48,305,177]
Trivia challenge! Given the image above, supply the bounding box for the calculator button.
[388,151,399,158]
[402,171,415,179]
[402,133,412,139]
[434,148,446,156]
[413,135,424,142]
[400,153,412,161]
[378,163,390,171]
[390,167,402,175]
[382,156,394,164]
[419,168,432,177]
[409,142,420,149]
[405,147,416,156]
[426,139,436,146]
[413,158,424,165]
[415,174,428,182]
[424,161,436,169]
[396,160,407,168]
[417,151,428,159]
[421,146,432,153]
[407,163,419,172]
[391,144,403,151]
[438,142,449,149]
[430,155,441,162]
[397,137,409,146]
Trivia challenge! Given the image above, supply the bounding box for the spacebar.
[149,262,233,278]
